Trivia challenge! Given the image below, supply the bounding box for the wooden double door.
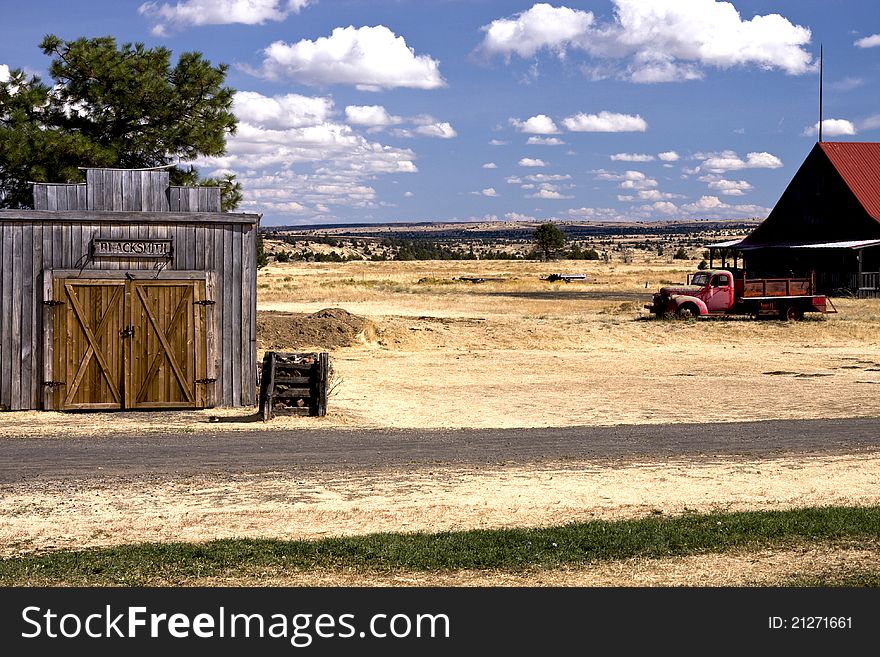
[51,278,210,410]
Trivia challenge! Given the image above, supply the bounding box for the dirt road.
[3,417,879,483]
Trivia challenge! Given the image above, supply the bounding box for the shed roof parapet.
[0,209,260,225]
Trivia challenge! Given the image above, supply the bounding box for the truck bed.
[736,275,814,298]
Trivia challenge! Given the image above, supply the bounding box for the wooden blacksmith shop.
[0,167,261,411]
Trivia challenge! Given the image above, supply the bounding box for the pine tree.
[533,223,566,261]
[0,35,237,208]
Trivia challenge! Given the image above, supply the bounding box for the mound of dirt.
[256,308,378,350]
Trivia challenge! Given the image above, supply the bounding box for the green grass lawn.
[2,506,879,586]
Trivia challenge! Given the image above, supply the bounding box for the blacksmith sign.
[92,238,173,259]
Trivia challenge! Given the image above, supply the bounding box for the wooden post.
[318,352,329,417]
[857,249,863,298]
[258,351,276,421]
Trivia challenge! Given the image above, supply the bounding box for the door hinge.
[42,381,66,388]
[195,377,217,385]
[42,300,65,307]
[194,300,216,306]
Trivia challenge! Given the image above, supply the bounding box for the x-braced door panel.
[51,278,209,410]
[127,280,207,409]
[53,279,126,410]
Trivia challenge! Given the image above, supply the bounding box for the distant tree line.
[262,232,610,263]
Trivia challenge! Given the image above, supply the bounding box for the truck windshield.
[690,273,710,286]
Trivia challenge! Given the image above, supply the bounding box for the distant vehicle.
[543,273,587,283]
[644,269,837,320]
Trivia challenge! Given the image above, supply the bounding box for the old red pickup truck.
[644,269,837,320]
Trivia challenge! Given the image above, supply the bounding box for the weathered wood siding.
[33,169,221,213]
[0,212,258,410]
[168,186,221,213]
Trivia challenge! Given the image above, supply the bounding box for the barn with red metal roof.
[711,142,880,296]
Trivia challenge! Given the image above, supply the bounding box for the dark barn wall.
[0,209,259,411]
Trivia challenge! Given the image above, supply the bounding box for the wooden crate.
[258,351,328,420]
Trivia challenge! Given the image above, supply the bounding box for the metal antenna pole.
[819,44,823,142]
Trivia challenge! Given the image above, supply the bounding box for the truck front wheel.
[782,305,804,321]
[676,303,698,319]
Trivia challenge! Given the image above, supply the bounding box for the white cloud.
[344,107,455,138]
[478,3,595,59]
[562,111,647,132]
[403,191,414,198]
[613,0,814,77]
[0,64,9,83]
[505,212,537,221]
[566,206,627,221]
[473,187,499,197]
[611,152,654,162]
[527,136,565,145]
[699,174,753,196]
[139,0,311,35]
[802,118,857,137]
[685,195,726,211]
[629,61,703,84]
[855,34,880,48]
[627,190,681,201]
[680,195,770,218]
[742,152,783,168]
[478,1,814,82]
[649,201,679,215]
[489,139,508,146]
[700,150,782,172]
[252,25,446,91]
[860,115,880,131]
[396,117,457,139]
[345,105,403,128]
[597,169,683,203]
[195,90,417,220]
[482,162,498,169]
[528,188,573,200]
[829,77,864,92]
[525,173,571,182]
[519,158,548,167]
[619,171,658,190]
[658,150,680,162]
[593,169,629,181]
[232,91,333,130]
[510,114,560,134]
[415,118,457,139]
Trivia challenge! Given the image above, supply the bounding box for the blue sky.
[1,0,878,227]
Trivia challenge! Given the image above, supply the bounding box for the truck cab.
[695,271,734,312]
[645,270,734,318]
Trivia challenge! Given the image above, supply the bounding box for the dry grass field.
[254,254,880,430]
[3,249,880,585]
